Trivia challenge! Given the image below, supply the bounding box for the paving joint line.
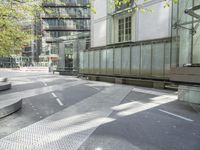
[158,109,194,122]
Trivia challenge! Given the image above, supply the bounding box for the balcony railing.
[41,14,90,19]
[42,2,90,8]
[43,26,90,31]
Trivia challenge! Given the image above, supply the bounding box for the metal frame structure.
[173,4,200,33]
[172,2,200,65]
[185,5,200,19]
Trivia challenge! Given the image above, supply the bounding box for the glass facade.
[172,0,200,66]
[41,0,90,70]
[43,0,89,5]
[42,1,90,39]
[44,7,90,18]
[45,31,81,38]
[43,19,90,32]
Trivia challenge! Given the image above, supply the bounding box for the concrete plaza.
[0,70,199,150]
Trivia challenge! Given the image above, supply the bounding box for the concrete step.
[0,98,22,118]
[0,82,11,91]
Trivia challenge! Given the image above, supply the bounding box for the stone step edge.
[0,99,22,119]
[0,82,11,91]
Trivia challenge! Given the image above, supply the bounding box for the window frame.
[118,16,132,42]
[111,11,136,44]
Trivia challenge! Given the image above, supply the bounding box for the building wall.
[91,0,107,47]
[82,0,176,80]
[137,0,171,41]
[80,39,173,79]
[91,0,172,47]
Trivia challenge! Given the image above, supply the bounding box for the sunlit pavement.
[0,70,199,150]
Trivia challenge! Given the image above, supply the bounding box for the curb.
[0,82,11,91]
[0,99,22,119]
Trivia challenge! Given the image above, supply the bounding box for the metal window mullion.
[150,43,153,77]
[139,44,142,76]
[129,45,132,75]
[191,0,194,64]
[113,47,115,74]
[163,42,166,77]
[120,46,122,75]
[99,50,101,74]
[106,49,108,74]
[123,18,126,42]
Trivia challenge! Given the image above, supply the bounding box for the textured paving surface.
[0,71,200,150]
[0,74,103,139]
[0,80,86,101]
[0,85,132,150]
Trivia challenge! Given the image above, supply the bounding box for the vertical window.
[125,16,131,41]
[118,18,124,42]
[118,16,132,42]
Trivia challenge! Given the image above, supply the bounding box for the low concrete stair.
[0,98,22,118]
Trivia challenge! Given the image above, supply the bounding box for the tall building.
[40,0,90,69]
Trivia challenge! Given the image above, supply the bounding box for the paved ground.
[0,70,199,150]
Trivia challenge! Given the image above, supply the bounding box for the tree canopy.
[0,0,51,56]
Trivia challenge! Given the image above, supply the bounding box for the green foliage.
[0,0,51,56]
[113,0,179,12]
[90,0,179,14]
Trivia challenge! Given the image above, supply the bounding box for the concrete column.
[73,40,78,70]
[179,85,200,104]
[58,43,65,69]
[178,32,192,66]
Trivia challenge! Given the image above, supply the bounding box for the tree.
[0,0,52,56]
